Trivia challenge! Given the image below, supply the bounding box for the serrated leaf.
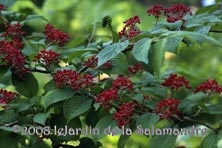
[150,134,177,148]
[12,73,39,98]
[132,38,152,64]
[110,52,128,74]
[165,36,183,54]
[33,113,48,125]
[162,31,221,46]
[93,115,116,140]
[63,96,93,122]
[43,88,75,108]
[194,26,211,35]
[97,40,129,66]
[136,113,159,128]
[201,132,218,148]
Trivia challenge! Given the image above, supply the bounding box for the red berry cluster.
[112,75,133,91]
[0,4,5,10]
[53,69,94,90]
[194,79,222,94]
[146,4,164,21]
[43,24,70,47]
[83,55,112,69]
[113,102,137,128]
[0,39,28,76]
[34,49,59,67]
[162,74,191,90]
[0,89,19,104]
[147,4,192,23]
[83,55,98,68]
[154,98,181,119]
[95,88,118,109]
[2,22,25,39]
[128,63,143,74]
[119,15,141,39]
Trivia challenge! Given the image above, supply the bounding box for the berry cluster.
[119,15,141,39]
[154,98,181,119]
[95,88,118,109]
[147,4,192,23]
[43,24,70,47]
[162,74,191,90]
[0,89,19,104]
[194,79,222,94]
[83,55,112,69]
[146,4,164,22]
[112,75,133,91]
[53,69,94,90]
[128,63,143,74]
[34,49,59,67]
[113,102,137,128]
[0,39,28,76]
[0,4,5,10]
[2,22,25,39]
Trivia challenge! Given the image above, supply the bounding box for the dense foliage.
[1,1,222,148]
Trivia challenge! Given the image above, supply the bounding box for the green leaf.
[150,134,177,148]
[33,111,53,125]
[141,85,167,99]
[77,137,97,148]
[132,38,152,64]
[162,31,221,46]
[0,66,9,78]
[194,26,211,35]
[12,73,39,98]
[117,134,131,148]
[93,115,116,140]
[165,36,183,54]
[43,88,75,108]
[109,52,128,74]
[0,0,16,7]
[22,39,39,56]
[97,40,129,66]
[136,113,159,128]
[152,38,167,77]
[63,96,93,122]
[201,132,218,148]
[184,13,221,28]
[162,20,183,30]
[205,105,222,114]
[23,14,48,23]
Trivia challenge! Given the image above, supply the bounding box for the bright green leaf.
[97,40,129,66]
[43,88,75,108]
[12,73,39,98]
[23,14,48,23]
[63,96,93,122]
[150,134,177,148]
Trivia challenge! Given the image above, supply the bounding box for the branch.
[184,116,219,133]
[209,30,222,33]
[29,68,51,74]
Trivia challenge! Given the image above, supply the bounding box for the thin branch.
[184,116,219,133]
[29,68,51,74]
[209,30,222,33]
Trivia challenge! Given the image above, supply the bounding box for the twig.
[29,68,51,74]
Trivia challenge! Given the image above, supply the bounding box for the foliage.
[1,1,222,148]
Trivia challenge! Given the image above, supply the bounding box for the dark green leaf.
[77,137,97,148]
[22,39,38,56]
[117,134,131,148]
[0,66,9,78]
[150,134,177,148]
[109,52,128,74]
[43,88,75,108]
[33,112,50,125]
[136,113,159,128]
[141,85,167,99]
[63,96,93,122]
[12,73,39,98]
[97,40,129,66]
[205,105,222,114]
[0,0,16,7]
[132,38,152,64]
[93,114,116,140]
[201,132,218,148]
